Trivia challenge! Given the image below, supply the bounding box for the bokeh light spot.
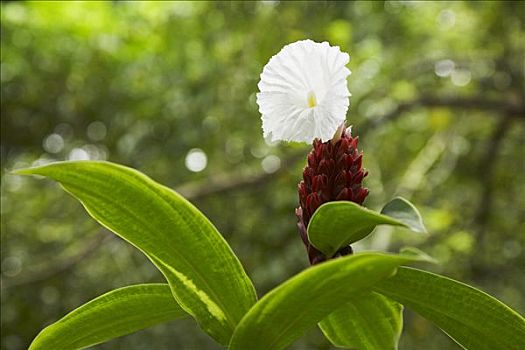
[261,155,281,174]
[87,121,107,141]
[451,69,472,86]
[40,286,60,305]
[2,256,22,277]
[68,148,90,161]
[185,148,208,172]
[43,133,64,154]
[435,59,455,77]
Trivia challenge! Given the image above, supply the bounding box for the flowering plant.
[14,40,525,350]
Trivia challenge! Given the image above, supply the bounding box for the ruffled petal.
[257,40,351,143]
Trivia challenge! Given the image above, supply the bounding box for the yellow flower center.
[307,91,317,108]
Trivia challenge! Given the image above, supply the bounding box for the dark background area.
[1,1,524,349]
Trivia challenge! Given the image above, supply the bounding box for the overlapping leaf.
[308,197,426,257]
[374,267,525,350]
[319,292,403,350]
[29,284,186,350]
[16,161,257,345]
[229,252,431,350]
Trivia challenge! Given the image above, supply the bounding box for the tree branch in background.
[468,114,516,283]
[177,151,306,201]
[365,95,524,130]
[473,115,515,244]
[178,95,525,201]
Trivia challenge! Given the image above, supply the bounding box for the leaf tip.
[381,196,428,234]
[400,247,438,264]
[10,167,37,176]
[10,161,72,177]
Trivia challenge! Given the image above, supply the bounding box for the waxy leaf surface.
[319,292,403,350]
[16,161,257,345]
[374,267,525,350]
[29,284,186,350]
[229,252,430,350]
[308,197,426,257]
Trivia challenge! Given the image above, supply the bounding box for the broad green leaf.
[229,252,432,350]
[319,292,403,350]
[15,161,257,345]
[374,267,525,350]
[308,197,426,257]
[29,284,186,350]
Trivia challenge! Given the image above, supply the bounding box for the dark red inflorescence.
[296,126,369,265]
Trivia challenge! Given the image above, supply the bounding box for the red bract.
[296,126,369,265]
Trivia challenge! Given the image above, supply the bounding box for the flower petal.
[257,40,351,143]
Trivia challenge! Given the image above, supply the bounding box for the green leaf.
[29,284,186,350]
[229,251,432,350]
[399,247,438,264]
[15,161,257,345]
[308,197,426,257]
[319,292,403,350]
[380,197,426,234]
[374,267,525,350]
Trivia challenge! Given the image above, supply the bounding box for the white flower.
[257,39,351,143]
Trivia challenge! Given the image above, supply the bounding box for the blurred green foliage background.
[1,1,524,349]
